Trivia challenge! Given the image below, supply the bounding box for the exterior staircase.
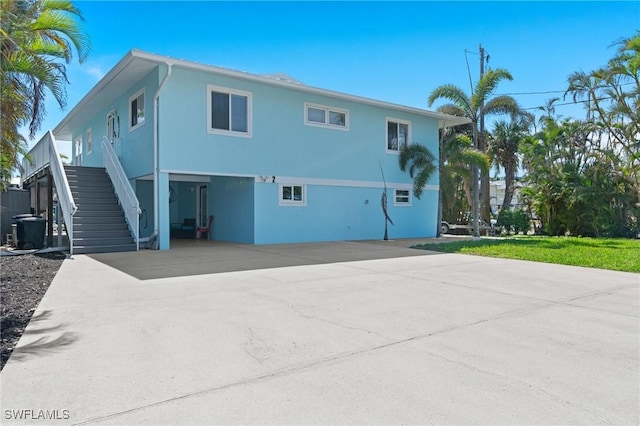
[65,165,137,254]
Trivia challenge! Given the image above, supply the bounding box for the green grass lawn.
[414,236,640,273]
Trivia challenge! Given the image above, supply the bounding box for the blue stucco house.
[23,50,468,252]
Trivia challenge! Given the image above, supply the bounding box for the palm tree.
[0,0,90,188]
[428,68,519,233]
[488,113,531,211]
[440,131,490,222]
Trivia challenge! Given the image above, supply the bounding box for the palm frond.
[398,144,436,199]
[428,84,472,118]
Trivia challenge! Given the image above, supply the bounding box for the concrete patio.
[1,239,638,425]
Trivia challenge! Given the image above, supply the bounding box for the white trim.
[304,102,349,131]
[156,169,435,192]
[207,84,252,138]
[85,127,93,155]
[393,188,412,206]
[279,183,306,206]
[129,88,146,132]
[385,117,411,154]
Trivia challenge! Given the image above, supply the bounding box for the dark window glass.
[387,121,398,150]
[211,92,230,130]
[231,94,248,132]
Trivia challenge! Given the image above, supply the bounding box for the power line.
[497,82,634,97]
[497,89,566,96]
[520,95,618,111]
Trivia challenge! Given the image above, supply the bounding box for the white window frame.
[385,117,411,154]
[304,102,349,130]
[394,188,412,206]
[86,127,92,155]
[74,134,82,165]
[129,88,145,132]
[207,84,252,138]
[279,184,306,206]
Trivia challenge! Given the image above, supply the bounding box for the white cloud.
[84,65,105,81]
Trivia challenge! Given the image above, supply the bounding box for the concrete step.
[74,210,125,218]
[73,216,126,225]
[73,229,132,239]
[73,244,137,254]
[75,204,122,212]
[73,236,134,246]
[74,222,129,231]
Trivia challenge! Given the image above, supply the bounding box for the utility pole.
[472,44,486,238]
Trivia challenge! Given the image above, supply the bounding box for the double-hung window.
[394,189,411,206]
[129,88,145,131]
[386,118,410,153]
[305,103,348,130]
[280,184,306,206]
[208,85,252,137]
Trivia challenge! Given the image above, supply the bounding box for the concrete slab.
[1,241,638,425]
[85,239,445,280]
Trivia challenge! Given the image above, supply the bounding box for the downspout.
[153,63,173,247]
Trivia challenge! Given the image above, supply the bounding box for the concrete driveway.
[1,240,638,425]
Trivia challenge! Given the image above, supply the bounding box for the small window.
[129,88,145,131]
[304,103,348,130]
[74,134,82,165]
[386,118,410,153]
[208,85,252,137]
[86,128,92,154]
[394,189,411,206]
[280,184,306,206]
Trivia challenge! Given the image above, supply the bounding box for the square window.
[394,189,411,205]
[280,184,306,206]
[386,118,410,153]
[208,85,252,137]
[329,111,346,126]
[307,107,326,123]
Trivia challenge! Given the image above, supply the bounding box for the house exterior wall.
[157,67,440,184]
[210,176,255,243]
[71,69,159,179]
[61,57,445,248]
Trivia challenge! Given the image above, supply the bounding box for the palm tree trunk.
[501,160,516,210]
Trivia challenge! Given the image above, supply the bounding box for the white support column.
[158,172,170,250]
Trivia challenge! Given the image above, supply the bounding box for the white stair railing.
[102,137,141,250]
[47,132,77,254]
[20,132,77,253]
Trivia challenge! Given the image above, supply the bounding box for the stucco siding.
[253,182,436,244]
[158,67,439,187]
[210,176,255,243]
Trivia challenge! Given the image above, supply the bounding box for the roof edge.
[54,49,470,137]
[128,50,471,128]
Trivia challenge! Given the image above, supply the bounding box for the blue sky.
[29,0,640,156]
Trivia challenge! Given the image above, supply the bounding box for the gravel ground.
[0,251,66,370]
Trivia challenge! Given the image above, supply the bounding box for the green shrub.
[497,208,531,235]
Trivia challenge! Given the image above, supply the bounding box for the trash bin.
[12,213,40,222]
[16,217,46,249]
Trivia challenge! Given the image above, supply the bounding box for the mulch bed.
[0,252,66,370]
